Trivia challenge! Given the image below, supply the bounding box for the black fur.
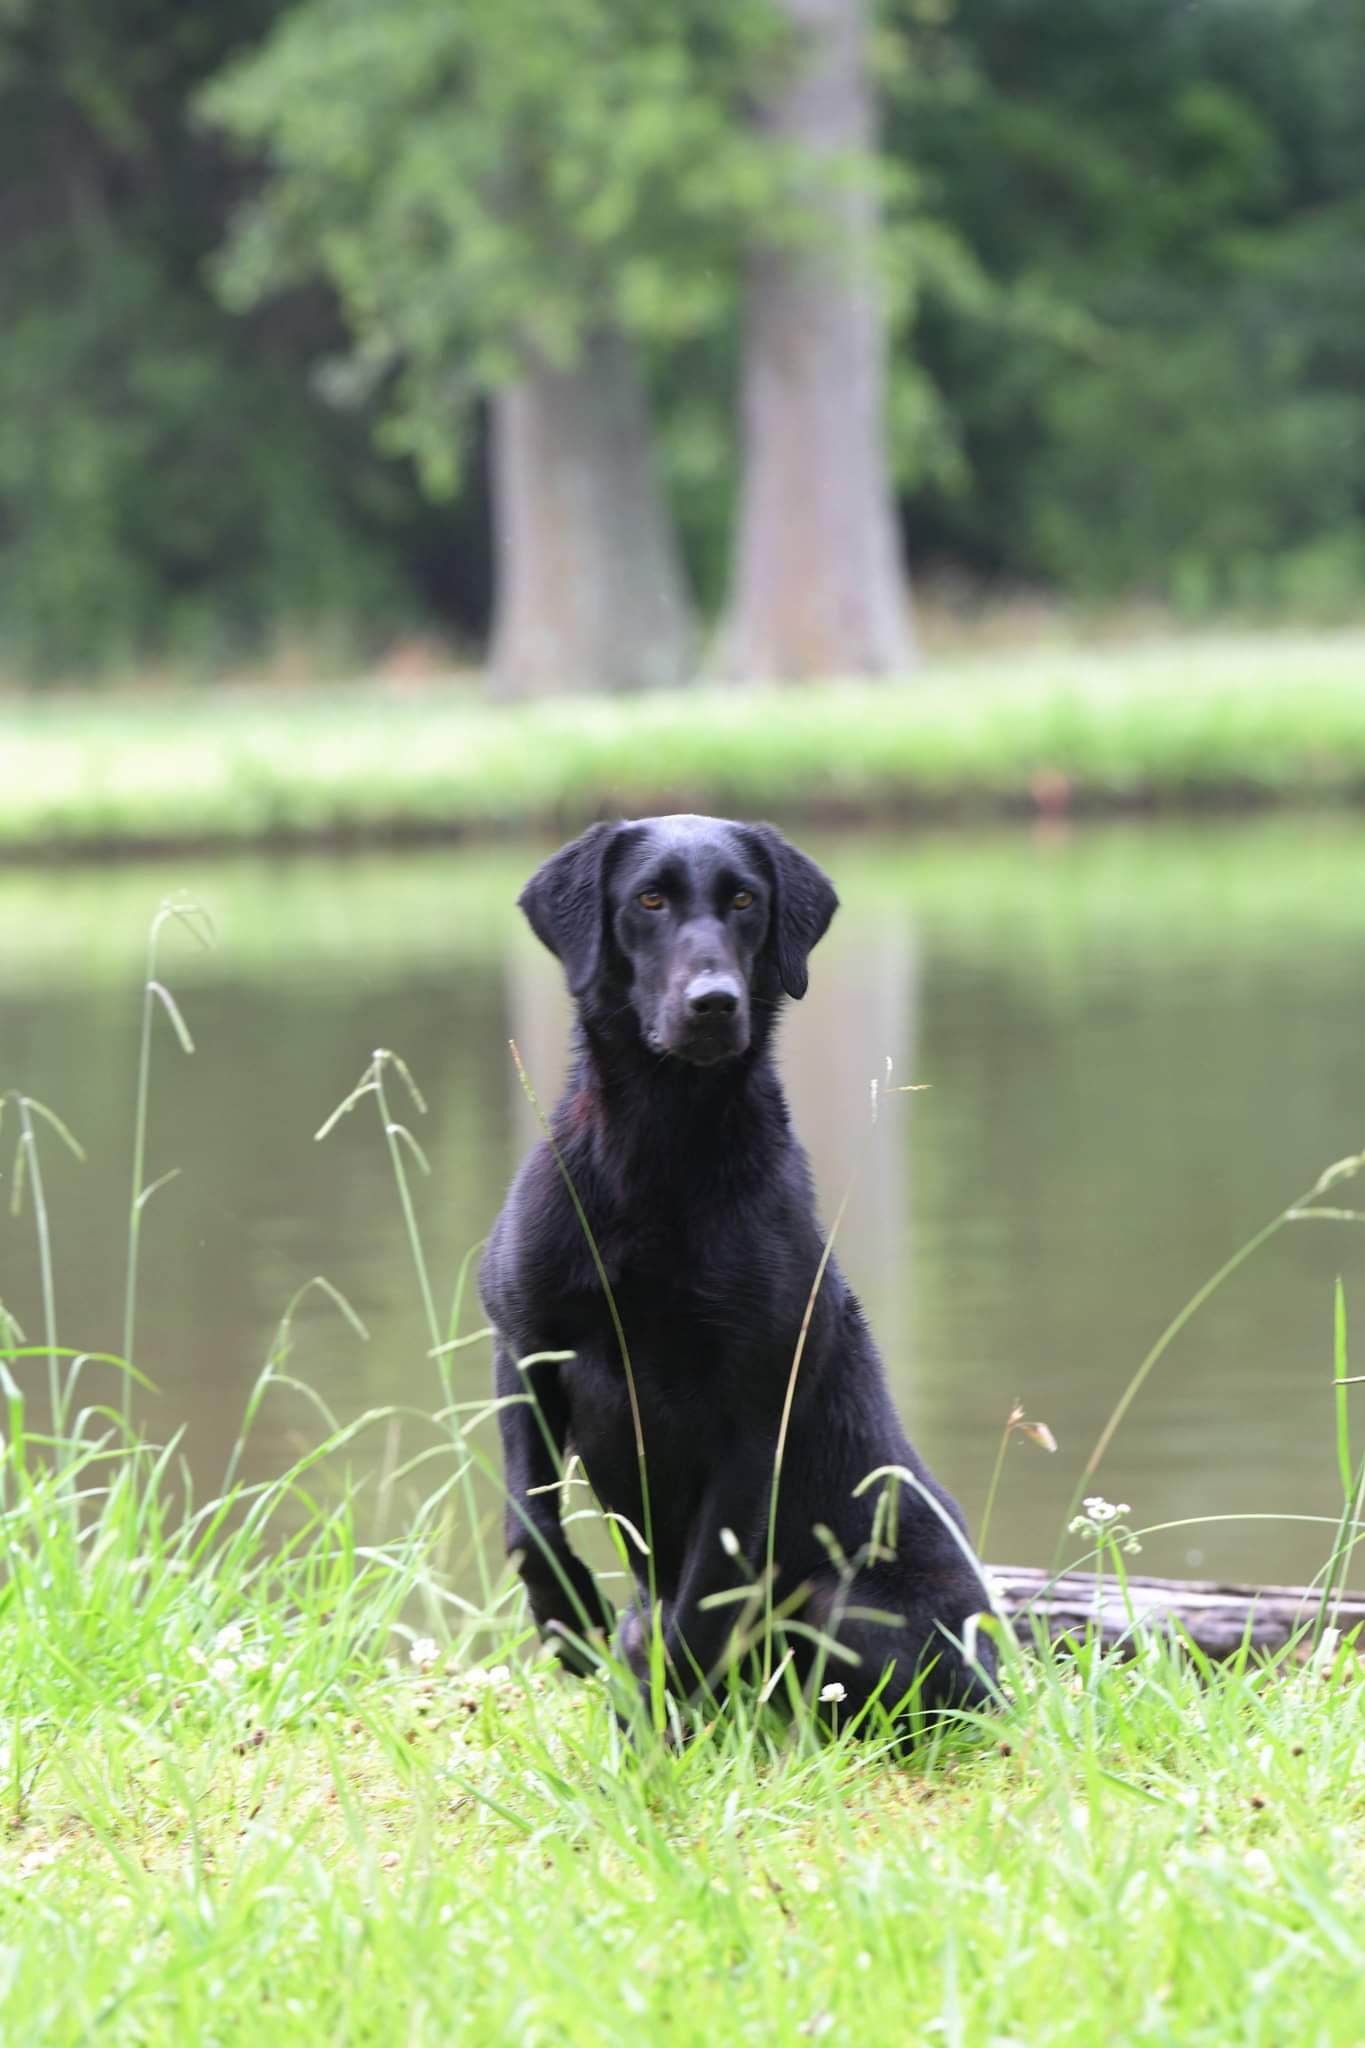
[481,814,995,1720]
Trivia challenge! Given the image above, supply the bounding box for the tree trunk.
[717,0,913,683]
[488,329,693,699]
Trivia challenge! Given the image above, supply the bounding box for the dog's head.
[518,815,838,1066]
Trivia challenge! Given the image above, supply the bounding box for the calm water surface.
[3,817,1364,1586]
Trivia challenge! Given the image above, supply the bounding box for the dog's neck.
[557,1008,790,1197]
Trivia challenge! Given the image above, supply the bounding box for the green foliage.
[0,0,433,676]
[0,236,410,672]
[895,0,1365,612]
[3,0,1364,671]
[202,0,785,494]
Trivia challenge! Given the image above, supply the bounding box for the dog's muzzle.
[660,970,750,1063]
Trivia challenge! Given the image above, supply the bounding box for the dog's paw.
[518,1547,615,1661]
[543,1616,610,1677]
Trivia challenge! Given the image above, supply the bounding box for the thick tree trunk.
[488,329,693,699]
[717,0,913,683]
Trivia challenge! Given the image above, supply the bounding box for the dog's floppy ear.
[518,821,620,995]
[748,824,839,1000]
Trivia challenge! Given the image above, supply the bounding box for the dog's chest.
[560,1254,795,1436]
[561,1319,751,1516]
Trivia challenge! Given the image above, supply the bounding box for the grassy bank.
[4,631,1365,856]
[1,1385,1363,2046]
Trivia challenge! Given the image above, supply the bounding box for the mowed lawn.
[3,630,1365,855]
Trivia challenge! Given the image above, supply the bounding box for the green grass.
[4,630,1365,855]
[1,1393,1364,2046]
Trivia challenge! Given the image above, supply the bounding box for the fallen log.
[989,1564,1365,1659]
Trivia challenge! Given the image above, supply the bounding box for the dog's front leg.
[657,1472,768,1703]
[494,1342,614,1669]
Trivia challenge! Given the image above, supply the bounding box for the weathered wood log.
[990,1565,1365,1659]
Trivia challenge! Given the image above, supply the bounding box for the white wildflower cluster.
[462,1663,511,1690]
[1068,1495,1142,1555]
[187,1621,275,1687]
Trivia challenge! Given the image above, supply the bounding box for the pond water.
[3,816,1364,1588]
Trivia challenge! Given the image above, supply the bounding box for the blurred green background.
[2,0,1362,686]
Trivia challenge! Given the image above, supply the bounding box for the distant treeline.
[2,0,1361,677]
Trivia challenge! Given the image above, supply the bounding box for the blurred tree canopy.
[202,0,783,495]
[203,0,790,694]
[0,0,465,672]
[1,0,1361,678]
[900,0,1365,614]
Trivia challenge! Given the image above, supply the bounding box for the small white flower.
[461,1662,511,1691]
[187,1645,207,1667]
[214,1623,244,1656]
[409,1637,440,1673]
[1073,1496,1139,1551]
[818,1682,847,1704]
[1081,1496,1128,1524]
[209,1657,237,1684]
[242,1648,269,1675]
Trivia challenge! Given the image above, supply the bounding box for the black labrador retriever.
[480,814,994,1721]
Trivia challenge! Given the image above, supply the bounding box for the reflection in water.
[2,819,1363,1587]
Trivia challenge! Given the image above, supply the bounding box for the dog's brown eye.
[638,890,665,911]
[732,890,754,910]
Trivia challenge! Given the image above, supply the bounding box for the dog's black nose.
[686,974,741,1018]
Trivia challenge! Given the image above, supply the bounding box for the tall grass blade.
[123,898,211,1415]
[3,1093,83,1430]
[317,1050,491,1607]
[1334,1278,1353,1505]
